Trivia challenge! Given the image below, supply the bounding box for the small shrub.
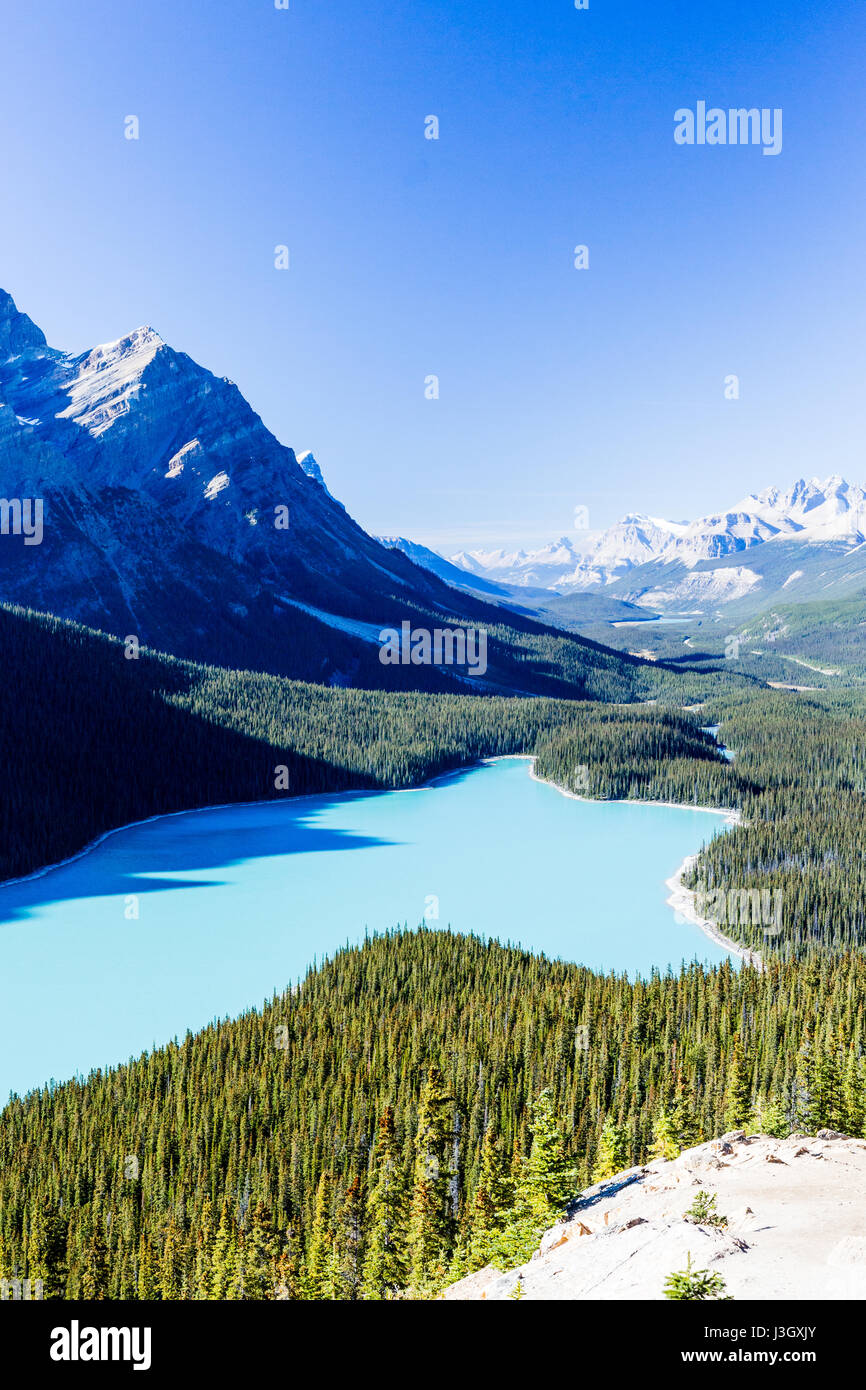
[684,1190,728,1227]
[663,1254,732,1301]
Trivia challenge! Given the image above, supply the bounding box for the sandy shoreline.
[664,853,762,970]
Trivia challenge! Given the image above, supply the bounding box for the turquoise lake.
[0,757,733,1101]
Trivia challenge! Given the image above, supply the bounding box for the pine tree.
[243,1201,280,1300]
[463,1127,514,1273]
[408,1067,454,1293]
[80,1217,109,1301]
[794,1029,815,1131]
[210,1201,240,1301]
[273,1225,301,1300]
[334,1177,365,1301]
[303,1172,337,1299]
[26,1197,67,1299]
[193,1197,216,1299]
[361,1106,410,1299]
[488,1089,577,1272]
[670,1081,701,1150]
[724,1041,751,1130]
[650,1106,680,1161]
[136,1233,159,1301]
[159,1217,184,1300]
[749,1094,790,1139]
[521,1089,576,1219]
[593,1115,630,1182]
[811,1029,847,1133]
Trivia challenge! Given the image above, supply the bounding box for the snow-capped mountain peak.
[0,286,485,678]
[420,475,866,607]
[732,476,866,543]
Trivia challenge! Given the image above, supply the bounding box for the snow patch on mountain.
[631,566,763,608]
[56,328,165,437]
[203,471,230,501]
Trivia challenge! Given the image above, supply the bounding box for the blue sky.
[2,0,865,551]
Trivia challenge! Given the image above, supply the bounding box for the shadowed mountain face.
[0,290,514,680]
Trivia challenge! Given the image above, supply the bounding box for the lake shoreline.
[521,757,759,969]
[0,758,506,891]
[1,754,757,971]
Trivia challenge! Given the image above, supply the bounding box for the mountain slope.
[377,535,516,600]
[0,289,641,694]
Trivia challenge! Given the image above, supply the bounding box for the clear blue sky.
[3,0,865,551]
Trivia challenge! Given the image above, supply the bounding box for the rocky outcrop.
[444,1131,866,1300]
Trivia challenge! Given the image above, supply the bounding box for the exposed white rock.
[444,1131,866,1301]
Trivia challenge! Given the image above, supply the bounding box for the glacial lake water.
[0,758,734,1102]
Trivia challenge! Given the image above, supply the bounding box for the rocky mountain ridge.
[0,289,527,681]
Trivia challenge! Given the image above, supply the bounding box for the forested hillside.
[5,602,866,960]
[3,605,866,1302]
[1,929,863,1300]
[687,686,866,953]
[539,684,866,956]
[742,594,866,676]
[0,602,733,883]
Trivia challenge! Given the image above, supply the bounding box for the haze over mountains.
[396,477,866,618]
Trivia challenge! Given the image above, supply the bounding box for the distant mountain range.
[405,478,866,617]
[5,281,859,675]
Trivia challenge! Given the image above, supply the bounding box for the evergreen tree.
[795,1031,816,1132]
[80,1218,109,1301]
[136,1233,159,1301]
[487,1089,577,1271]
[361,1107,410,1299]
[593,1115,630,1182]
[811,1029,847,1133]
[210,1202,240,1301]
[26,1197,67,1300]
[408,1068,454,1293]
[193,1198,216,1300]
[749,1094,790,1139]
[650,1106,680,1162]
[334,1178,365,1302]
[724,1041,751,1130]
[304,1173,337,1300]
[463,1127,514,1273]
[159,1217,184,1301]
[243,1201,280,1301]
[521,1089,576,1218]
